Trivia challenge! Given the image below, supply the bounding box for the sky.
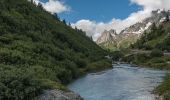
[33,0,170,40]
[58,0,140,23]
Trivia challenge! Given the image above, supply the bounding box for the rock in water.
[37,90,83,100]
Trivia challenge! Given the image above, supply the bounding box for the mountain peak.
[96,29,117,44]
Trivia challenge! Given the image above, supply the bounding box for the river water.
[68,64,167,100]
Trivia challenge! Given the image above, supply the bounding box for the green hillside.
[124,21,170,68]
[0,0,111,99]
[99,42,118,51]
[131,21,170,51]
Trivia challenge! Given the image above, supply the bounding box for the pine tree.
[31,0,33,3]
[38,3,43,9]
[75,26,78,31]
[68,22,71,26]
[62,19,66,25]
[53,13,60,21]
[151,23,157,31]
[90,36,93,40]
[166,14,169,22]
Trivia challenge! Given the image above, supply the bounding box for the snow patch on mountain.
[145,22,152,30]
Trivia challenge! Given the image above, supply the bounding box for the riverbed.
[68,64,167,100]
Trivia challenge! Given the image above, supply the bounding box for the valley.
[0,0,170,100]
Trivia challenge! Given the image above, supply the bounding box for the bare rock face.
[37,90,83,100]
[96,29,117,44]
[120,9,170,35]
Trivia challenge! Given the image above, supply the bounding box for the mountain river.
[68,64,167,100]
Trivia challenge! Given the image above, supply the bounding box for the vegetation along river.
[68,64,168,100]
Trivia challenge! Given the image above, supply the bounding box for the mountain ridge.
[96,9,170,51]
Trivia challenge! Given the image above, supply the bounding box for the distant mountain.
[96,9,170,51]
[96,29,119,51]
[96,29,117,44]
[121,9,170,35]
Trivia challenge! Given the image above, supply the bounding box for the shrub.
[111,51,124,61]
[150,49,163,57]
[0,67,42,100]
[150,58,166,63]
[135,53,150,63]
[75,59,87,68]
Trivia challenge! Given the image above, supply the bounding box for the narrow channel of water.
[68,64,167,100]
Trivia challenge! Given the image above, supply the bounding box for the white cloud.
[131,0,170,10]
[72,20,96,36]
[72,0,170,41]
[33,0,70,14]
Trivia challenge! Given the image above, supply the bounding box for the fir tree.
[166,14,169,22]
[62,19,66,25]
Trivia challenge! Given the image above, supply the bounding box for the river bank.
[110,61,170,100]
[36,60,169,100]
[35,59,112,100]
[37,89,83,100]
[121,55,170,100]
[131,63,170,100]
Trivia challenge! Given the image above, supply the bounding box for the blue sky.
[59,0,141,23]
[41,0,141,23]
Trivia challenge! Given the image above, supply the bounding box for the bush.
[150,49,163,57]
[111,51,124,61]
[150,57,166,63]
[135,53,150,63]
[0,67,42,100]
[86,59,112,71]
[75,59,87,68]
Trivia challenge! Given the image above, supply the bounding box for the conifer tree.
[166,14,169,22]
[62,19,66,25]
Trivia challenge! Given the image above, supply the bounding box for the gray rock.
[37,90,83,100]
[96,29,117,44]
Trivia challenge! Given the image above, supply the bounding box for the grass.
[155,74,170,100]
[86,59,112,72]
